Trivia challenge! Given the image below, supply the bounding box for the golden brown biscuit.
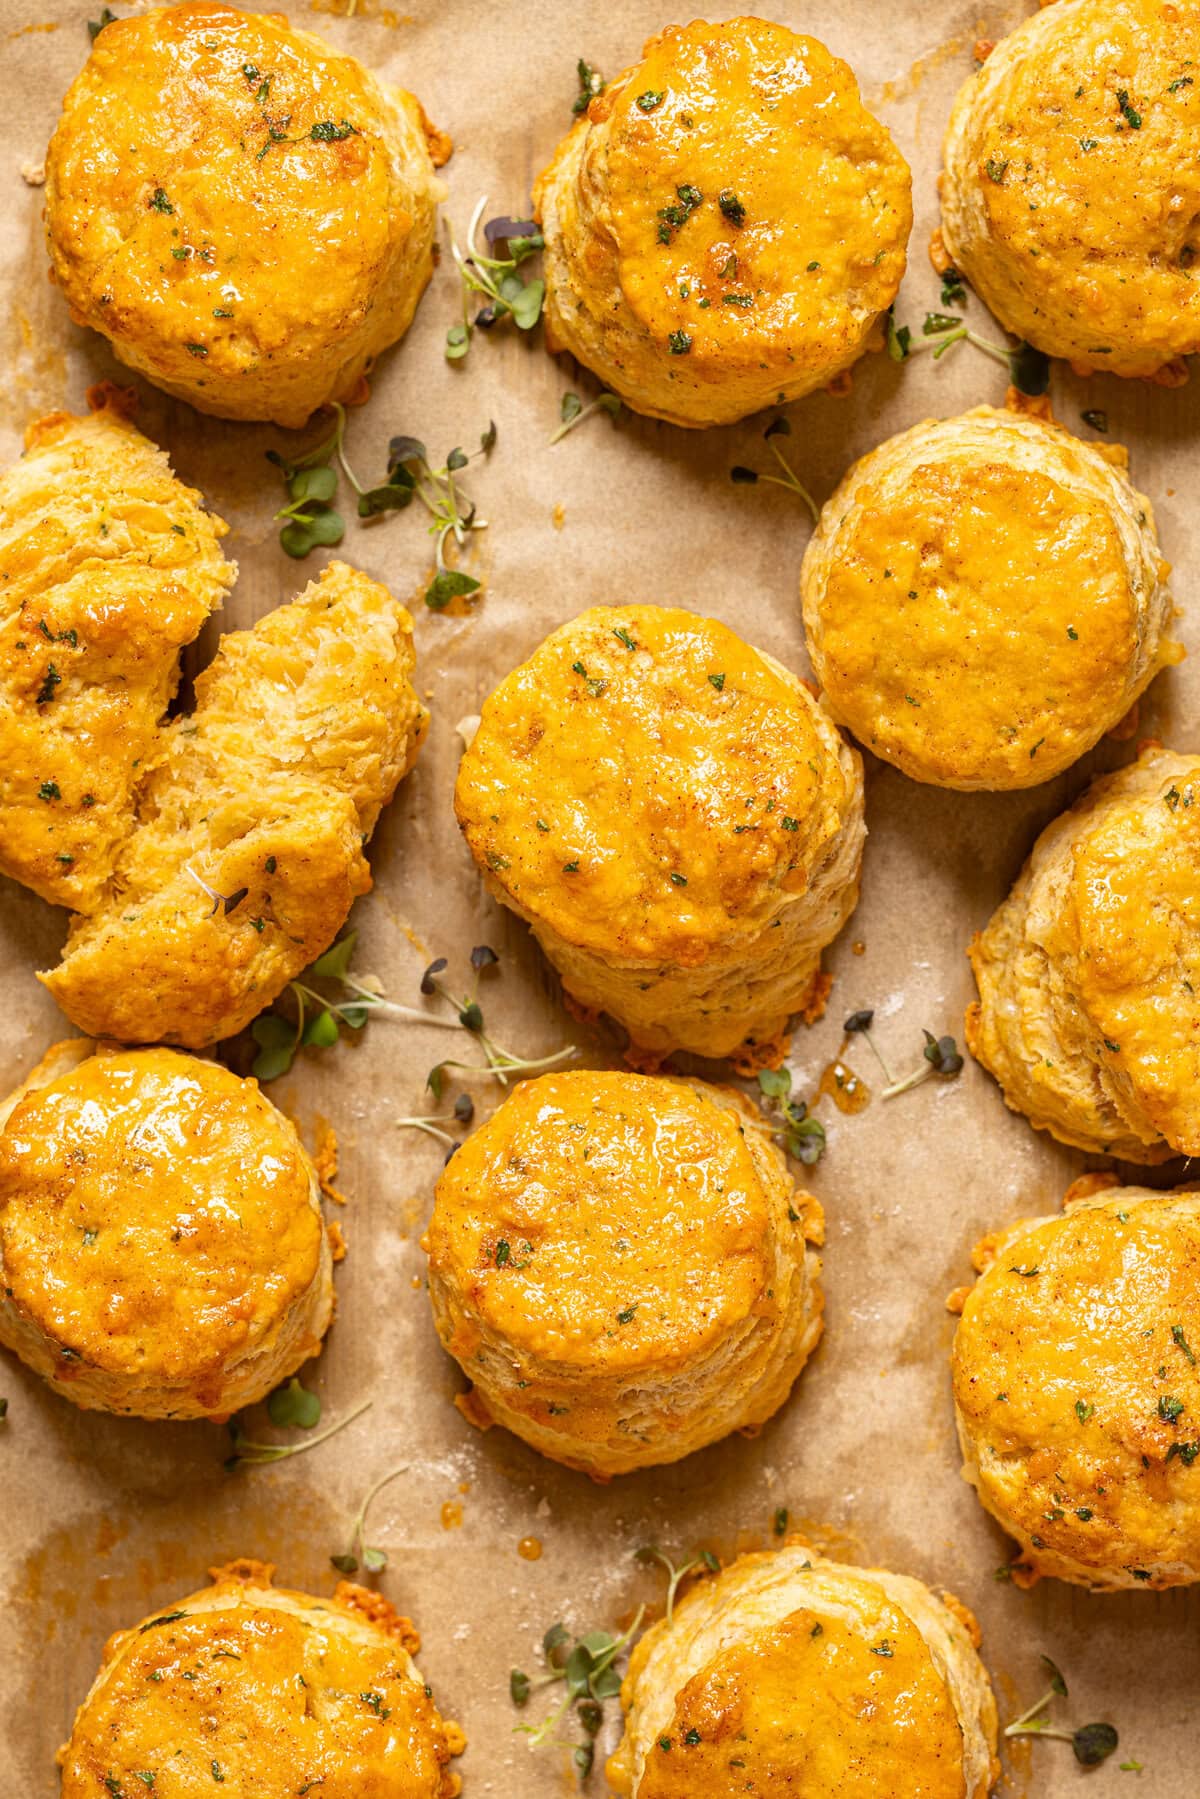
[41,560,428,1047]
[0,1040,332,1419]
[423,1069,823,1477]
[953,1183,1200,1589]
[0,400,233,911]
[534,16,911,427]
[609,1544,998,1796]
[454,606,864,1061]
[59,1560,463,1796]
[801,404,1179,789]
[940,0,1200,379]
[45,2,448,426]
[967,745,1200,1160]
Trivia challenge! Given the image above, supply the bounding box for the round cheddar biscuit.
[534,16,912,427]
[953,1182,1200,1589]
[940,0,1200,380]
[801,404,1179,789]
[454,606,865,1062]
[608,1543,998,1796]
[0,1040,333,1419]
[423,1069,823,1477]
[45,2,448,426]
[967,745,1200,1160]
[59,1560,463,1797]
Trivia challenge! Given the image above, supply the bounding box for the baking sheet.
[2,0,1198,1791]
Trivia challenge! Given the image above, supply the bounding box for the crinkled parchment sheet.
[1,1,1197,1791]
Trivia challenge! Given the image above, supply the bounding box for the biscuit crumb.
[314,1124,347,1204]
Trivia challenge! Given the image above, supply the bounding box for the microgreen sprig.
[356,425,495,610]
[267,404,351,558]
[512,1612,645,1780]
[731,418,820,524]
[842,1009,896,1083]
[396,1092,475,1153]
[880,1030,964,1100]
[418,948,577,1093]
[551,390,623,445]
[331,1464,409,1575]
[1004,1656,1120,1768]
[249,935,576,1092]
[887,308,1050,396]
[445,198,545,361]
[225,1395,371,1472]
[265,406,494,604]
[755,1065,826,1165]
[634,1544,720,1621]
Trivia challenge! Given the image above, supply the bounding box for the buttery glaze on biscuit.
[954,1184,1200,1590]
[609,1544,998,1795]
[968,745,1200,1160]
[45,2,448,426]
[534,16,911,426]
[42,560,428,1047]
[0,401,233,910]
[0,1040,332,1418]
[424,1069,823,1476]
[940,0,1200,379]
[801,404,1179,789]
[59,1560,463,1796]
[455,605,864,1060]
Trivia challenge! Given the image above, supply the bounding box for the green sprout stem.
[637,1547,715,1621]
[855,1028,896,1085]
[880,1063,936,1100]
[518,1608,645,1751]
[227,1398,372,1468]
[761,435,819,523]
[284,951,576,1089]
[333,1463,408,1573]
[549,394,621,445]
[395,1116,459,1148]
[422,969,574,1086]
[1005,1689,1061,1736]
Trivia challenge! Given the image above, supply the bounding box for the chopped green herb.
[573,58,606,115]
[1116,88,1142,129]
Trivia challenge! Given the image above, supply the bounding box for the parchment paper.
[2,2,1197,1792]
